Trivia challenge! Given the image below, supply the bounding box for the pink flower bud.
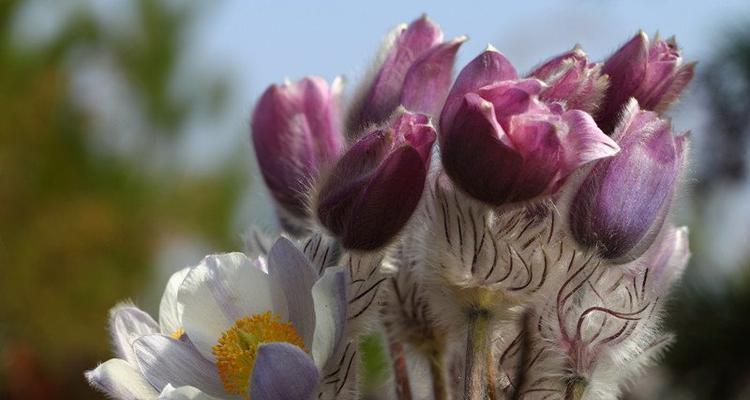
[570,100,688,261]
[349,16,464,134]
[528,46,608,114]
[251,77,344,222]
[316,111,436,250]
[439,50,619,206]
[597,31,695,133]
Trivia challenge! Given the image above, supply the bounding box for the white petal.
[85,358,158,400]
[311,267,347,369]
[178,252,275,361]
[158,384,222,400]
[160,267,191,335]
[109,303,159,364]
[133,334,225,398]
[268,237,317,346]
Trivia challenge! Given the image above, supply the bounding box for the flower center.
[212,311,305,396]
[170,328,185,340]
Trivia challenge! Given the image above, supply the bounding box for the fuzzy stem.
[389,341,413,400]
[428,344,448,400]
[463,309,490,400]
[564,379,586,400]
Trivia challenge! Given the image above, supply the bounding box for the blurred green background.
[1,1,749,399]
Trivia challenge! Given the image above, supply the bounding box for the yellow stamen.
[212,311,305,395]
[170,328,185,340]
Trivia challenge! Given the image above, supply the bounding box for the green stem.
[463,309,490,400]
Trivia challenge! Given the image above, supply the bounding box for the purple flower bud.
[528,46,608,114]
[251,77,344,222]
[597,31,695,133]
[316,111,436,250]
[439,50,619,205]
[570,100,688,261]
[642,225,690,293]
[348,15,463,134]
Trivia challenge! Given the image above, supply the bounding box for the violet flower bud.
[570,100,688,261]
[439,49,619,206]
[348,15,464,134]
[528,45,608,114]
[316,111,436,250]
[251,77,344,223]
[597,31,695,133]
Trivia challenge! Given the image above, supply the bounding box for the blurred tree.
[660,26,750,400]
[0,1,245,398]
[695,27,750,192]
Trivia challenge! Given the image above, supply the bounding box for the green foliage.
[0,1,245,398]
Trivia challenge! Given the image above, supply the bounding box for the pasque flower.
[316,111,436,250]
[570,100,688,261]
[439,48,620,206]
[251,77,344,225]
[528,45,609,114]
[348,15,464,133]
[86,238,347,400]
[597,31,695,133]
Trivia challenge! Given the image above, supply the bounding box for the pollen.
[170,328,185,340]
[212,311,305,396]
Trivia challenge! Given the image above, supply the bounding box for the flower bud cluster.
[89,15,695,400]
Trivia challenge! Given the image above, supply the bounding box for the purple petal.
[316,129,394,240]
[356,15,443,127]
[109,303,159,365]
[440,93,524,205]
[311,267,347,368]
[598,31,649,133]
[440,47,518,134]
[559,110,620,176]
[343,144,430,250]
[571,102,682,261]
[651,62,696,113]
[251,77,343,218]
[504,117,562,200]
[401,36,466,117]
[646,225,690,293]
[249,343,319,400]
[268,237,317,347]
[133,334,225,397]
[528,46,587,80]
[474,79,545,125]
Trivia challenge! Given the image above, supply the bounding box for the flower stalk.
[463,308,491,400]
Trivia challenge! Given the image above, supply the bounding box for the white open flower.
[86,237,347,400]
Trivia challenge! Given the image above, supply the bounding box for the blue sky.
[193,0,749,102]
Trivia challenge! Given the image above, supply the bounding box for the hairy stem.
[564,378,586,400]
[428,344,448,400]
[389,341,413,400]
[463,309,490,400]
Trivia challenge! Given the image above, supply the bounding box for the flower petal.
[560,109,620,176]
[268,237,317,347]
[160,267,191,335]
[109,303,160,364]
[440,48,517,134]
[178,253,274,361]
[357,15,443,127]
[311,267,347,369]
[133,334,225,397]
[249,343,319,400]
[401,37,465,117]
[85,358,159,400]
[158,384,222,400]
[440,93,524,205]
